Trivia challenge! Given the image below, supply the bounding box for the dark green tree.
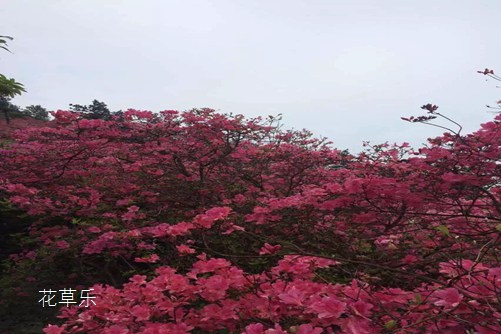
[0,36,26,124]
[23,104,49,121]
[0,99,24,120]
[0,75,27,123]
[69,99,112,120]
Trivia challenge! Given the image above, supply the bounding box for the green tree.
[0,76,27,124]
[0,35,26,124]
[23,104,49,121]
[69,99,112,120]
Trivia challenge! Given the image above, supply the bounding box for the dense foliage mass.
[0,108,500,333]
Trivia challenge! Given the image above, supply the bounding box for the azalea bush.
[0,104,500,333]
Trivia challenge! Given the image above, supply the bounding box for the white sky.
[1,0,500,153]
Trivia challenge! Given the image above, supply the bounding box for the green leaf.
[71,218,82,226]
[384,320,397,330]
[435,225,450,237]
[0,35,13,53]
[496,224,501,232]
[0,74,26,98]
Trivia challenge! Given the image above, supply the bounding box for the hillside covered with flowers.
[0,106,499,333]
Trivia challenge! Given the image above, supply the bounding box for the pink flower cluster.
[46,256,500,333]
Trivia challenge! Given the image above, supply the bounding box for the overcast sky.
[1,0,500,153]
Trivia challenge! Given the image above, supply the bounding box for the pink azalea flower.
[198,274,230,301]
[278,286,306,306]
[43,324,65,334]
[245,323,265,334]
[176,244,196,255]
[433,288,463,310]
[200,303,237,321]
[205,206,232,220]
[191,258,231,274]
[137,242,156,250]
[141,323,194,334]
[350,300,373,319]
[264,324,287,334]
[115,199,130,206]
[339,317,372,334]
[221,223,245,234]
[55,240,70,250]
[87,226,101,233]
[131,304,151,321]
[309,296,347,319]
[259,243,282,255]
[126,229,141,237]
[25,251,37,260]
[296,324,323,334]
[168,222,195,236]
[127,205,140,212]
[102,325,129,334]
[129,275,147,285]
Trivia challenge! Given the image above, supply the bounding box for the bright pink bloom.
[200,303,237,321]
[296,324,323,334]
[433,288,463,310]
[245,323,265,334]
[198,275,230,301]
[259,243,282,255]
[130,304,151,321]
[350,300,373,318]
[168,222,195,236]
[102,325,129,334]
[205,206,232,220]
[191,258,231,275]
[176,244,196,255]
[278,286,306,306]
[43,324,65,334]
[264,324,287,334]
[309,296,347,319]
[339,317,372,334]
[221,223,245,234]
[142,323,194,334]
[129,275,147,285]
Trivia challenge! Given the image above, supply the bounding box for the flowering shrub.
[0,107,500,333]
[43,257,501,333]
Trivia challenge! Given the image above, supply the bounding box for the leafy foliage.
[0,35,13,53]
[23,105,49,121]
[0,74,26,98]
[0,34,27,125]
[69,100,113,121]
